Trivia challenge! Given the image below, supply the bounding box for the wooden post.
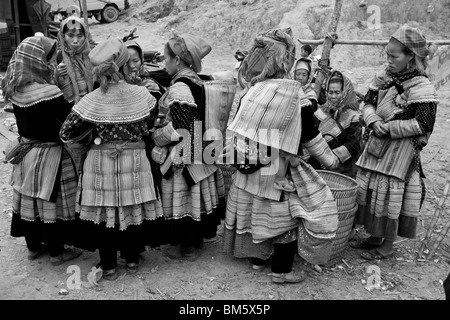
[81,0,89,28]
[297,39,450,46]
[313,0,344,97]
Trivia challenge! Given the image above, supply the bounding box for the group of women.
[1,16,438,285]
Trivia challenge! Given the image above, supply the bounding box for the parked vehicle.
[234,49,248,89]
[49,0,130,23]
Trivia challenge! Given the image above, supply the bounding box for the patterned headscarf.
[168,32,211,73]
[322,70,360,113]
[1,36,57,102]
[391,25,429,58]
[240,27,296,86]
[57,16,94,103]
[89,38,129,93]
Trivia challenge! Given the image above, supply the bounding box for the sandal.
[50,248,82,266]
[271,270,306,284]
[102,269,119,281]
[126,263,139,274]
[28,245,46,261]
[252,264,265,272]
[349,238,382,250]
[360,249,394,261]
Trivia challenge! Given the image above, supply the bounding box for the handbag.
[365,133,391,159]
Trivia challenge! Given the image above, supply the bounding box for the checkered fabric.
[391,25,429,58]
[1,36,57,102]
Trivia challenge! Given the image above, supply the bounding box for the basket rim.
[316,170,358,192]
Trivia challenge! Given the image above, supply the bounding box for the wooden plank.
[298,39,450,46]
[81,0,89,28]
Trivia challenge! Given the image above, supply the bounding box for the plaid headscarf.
[240,27,296,86]
[1,36,57,102]
[57,16,94,104]
[391,25,429,58]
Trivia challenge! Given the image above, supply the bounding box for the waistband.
[90,140,145,157]
[21,136,61,147]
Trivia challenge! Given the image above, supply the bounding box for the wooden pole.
[81,0,89,28]
[298,39,450,46]
[313,0,343,98]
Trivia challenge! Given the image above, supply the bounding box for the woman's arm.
[388,102,437,139]
[362,89,383,128]
[301,105,339,169]
[152,102,193,147]
[59,111,94,143]
[332,118,362,163]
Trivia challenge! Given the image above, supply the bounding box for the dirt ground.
[1,12,450,301]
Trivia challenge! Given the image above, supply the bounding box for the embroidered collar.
[10,83,63,107]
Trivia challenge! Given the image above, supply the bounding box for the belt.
[90,140,145,158]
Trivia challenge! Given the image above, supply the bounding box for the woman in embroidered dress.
[152,32,226,261]
[60,38,164,279]
[1,36,82,265]
[307,70,362,178]
[54,16,94,173]
[351,26,438,260]
[222,28,341,283]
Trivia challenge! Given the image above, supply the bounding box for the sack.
[366,133,391,159]
[3,137,34,165]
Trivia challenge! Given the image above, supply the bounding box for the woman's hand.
[57,63,68,77]
[372,120,389,137]
[142,79,160,92]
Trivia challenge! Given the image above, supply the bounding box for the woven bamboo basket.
[316,170,359,262]
[317,170,359,212]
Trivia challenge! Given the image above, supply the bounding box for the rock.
[59,289,69,296]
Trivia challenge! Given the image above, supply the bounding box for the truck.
[48,0,130,23]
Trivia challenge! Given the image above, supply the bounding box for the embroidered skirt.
[161,166,226,245]
[10,147,78,223]
[223,176,338,265]
[76,142,163,231]
[161,166,225,220]
[354,168,424,239]
[10,148,79,246]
